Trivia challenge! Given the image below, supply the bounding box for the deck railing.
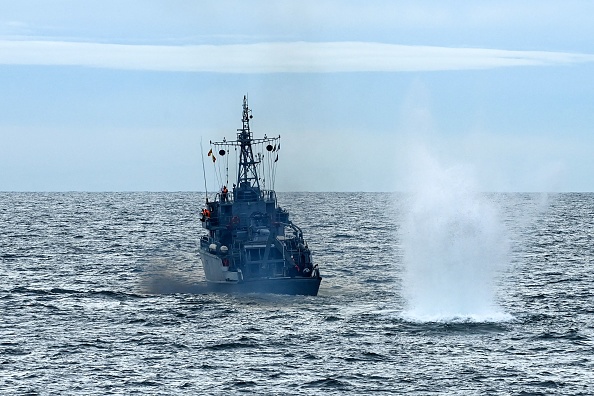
[210,189,276,204]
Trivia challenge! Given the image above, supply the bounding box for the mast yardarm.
[209,95,280,193]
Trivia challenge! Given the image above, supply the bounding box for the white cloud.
[1,40,593,73]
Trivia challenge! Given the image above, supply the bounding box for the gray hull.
[206,276,322,296]
[200,249,321,296]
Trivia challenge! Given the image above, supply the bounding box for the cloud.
[1,40,593,73]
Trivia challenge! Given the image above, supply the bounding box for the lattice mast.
[236,95,260,189]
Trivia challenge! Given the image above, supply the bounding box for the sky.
[1,1,593,192]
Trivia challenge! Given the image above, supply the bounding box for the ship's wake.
[399,147,511,322]
[139,258,209,294]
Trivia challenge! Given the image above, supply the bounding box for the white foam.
[399,310,514,324]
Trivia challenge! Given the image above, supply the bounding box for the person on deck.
[221,185,229,202]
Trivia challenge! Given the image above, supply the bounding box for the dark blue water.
[1,192,593,395]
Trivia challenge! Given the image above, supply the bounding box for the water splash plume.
[400,148,510,322]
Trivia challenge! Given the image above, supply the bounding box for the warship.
[198,96,322,296]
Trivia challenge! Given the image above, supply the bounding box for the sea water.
[1,192,593,394]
